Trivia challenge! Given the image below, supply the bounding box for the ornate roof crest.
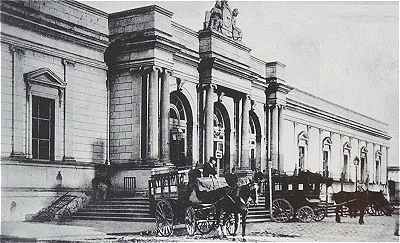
[204,0,242,41]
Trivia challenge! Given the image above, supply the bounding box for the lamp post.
[353,156,359,192]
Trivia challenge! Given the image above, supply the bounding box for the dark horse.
[211,183,257,238]
[332,190,389,224]
[193,181,257,238]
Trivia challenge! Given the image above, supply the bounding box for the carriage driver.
[203,157,218,178]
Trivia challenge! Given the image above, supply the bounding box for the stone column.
[270,104,279,170]
[160,68,171,163]
[62,59,76,161]
[278,105,285,171]
[240,95,250,169]
[147,66,160,161]
[204,84,215,163]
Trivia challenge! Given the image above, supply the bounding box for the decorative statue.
[208,0,223,31]
[231,8,242,41]
[204,0,242,41]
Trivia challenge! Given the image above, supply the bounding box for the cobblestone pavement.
[116,216,399,242]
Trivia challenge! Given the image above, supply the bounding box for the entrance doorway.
[169,92,193,168]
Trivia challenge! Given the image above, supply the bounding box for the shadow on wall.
[92,138,105,163]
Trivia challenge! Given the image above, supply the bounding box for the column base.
[10,152,26,159]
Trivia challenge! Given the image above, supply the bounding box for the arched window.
[298,131,309,171]
[322,137,332,177]
[375,150,382,184]
[343,142,351,180]
[360,146,368,182]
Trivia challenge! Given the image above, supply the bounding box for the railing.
[123,177,136,195]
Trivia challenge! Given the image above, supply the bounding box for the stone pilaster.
[270,104,279,170]
[147,66,160,162]
[278,105,285,171]
[62,58,76,161]
[160,68,171,164]
[10,45,25,158]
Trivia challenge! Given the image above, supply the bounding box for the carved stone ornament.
[204,0,242,41]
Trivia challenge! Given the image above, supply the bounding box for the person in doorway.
[203,157,217,178]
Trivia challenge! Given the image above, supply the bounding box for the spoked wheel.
[271,198,294,223]
[155,200,174,236]
[224,213,238,236]
[313,207,327,222]
[197,220,215,234]
[185,206,197,236]
[196,206,216,234]
[296,206,315,223]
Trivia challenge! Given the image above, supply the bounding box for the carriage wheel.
[225,213,238,236]
[296,206,315,223]
[185,207,197,236]
[155,200,174,237]
[271,199,294,223]
[313,207,327,222]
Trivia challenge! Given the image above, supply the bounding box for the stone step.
[71,215,154,222]
[86,204,150,209]
[75,211,153,218]
[93,200,150,205]
[79,208,151,214]
[108,197,149,201]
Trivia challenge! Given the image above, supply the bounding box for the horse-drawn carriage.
[149,169,257,237]
[267,171,333,223]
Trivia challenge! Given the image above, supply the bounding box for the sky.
[82,0,399,166]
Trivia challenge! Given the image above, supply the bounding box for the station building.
[0,0,391,221]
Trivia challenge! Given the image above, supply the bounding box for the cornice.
[109,5,173,19]
[1,10,108,52]
[286,99,391,140]
[64,0,109,18]
[172,21,198,38]
[1,35,107,70]
[1,2,108,40]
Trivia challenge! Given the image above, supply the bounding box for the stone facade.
[0,0,391,221]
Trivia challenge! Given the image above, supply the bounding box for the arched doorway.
[214,103,230,174]
[169,92,193,168]
[249,111,261,171]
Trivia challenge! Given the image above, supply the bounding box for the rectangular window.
[32,96,55,160]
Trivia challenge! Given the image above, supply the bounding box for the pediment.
[24,68,66,89]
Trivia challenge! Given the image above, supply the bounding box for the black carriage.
[148,169,238,236]
[265,171,333,223]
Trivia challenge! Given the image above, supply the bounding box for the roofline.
[292,88,389,127]
[65,0,108,18]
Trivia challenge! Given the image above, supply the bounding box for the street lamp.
[353,156,359,192]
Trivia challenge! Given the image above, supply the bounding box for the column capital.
[9,45,25,55]
[61,58,76,67]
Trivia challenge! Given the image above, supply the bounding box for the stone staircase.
[247,196,271,223]
[72,196,154,222]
